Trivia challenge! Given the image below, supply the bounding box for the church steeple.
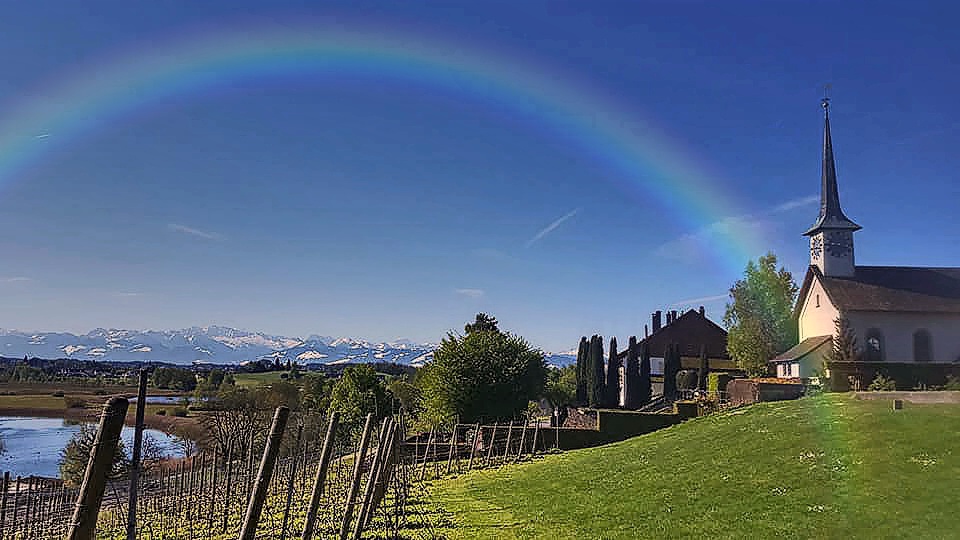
[804,98,861,236]
[805,98,859,278]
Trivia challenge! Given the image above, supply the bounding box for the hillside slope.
[424,394,960,539]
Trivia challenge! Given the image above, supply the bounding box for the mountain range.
[0,326,575,367]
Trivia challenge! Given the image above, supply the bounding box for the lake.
[128,395,186,404]
[0,416,185,479]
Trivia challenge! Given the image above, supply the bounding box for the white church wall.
[845,311,960,363]
[799,277,840,341]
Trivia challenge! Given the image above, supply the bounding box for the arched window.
[914,330,932,362]
[865,328,884,362]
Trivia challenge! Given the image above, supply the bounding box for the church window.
[913,330,932,363]
[865,329,884,362]
[815,294,820,308]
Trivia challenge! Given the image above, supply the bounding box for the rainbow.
[0,20,761,273]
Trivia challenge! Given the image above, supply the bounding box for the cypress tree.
[575,336,588,404]
[697,344,709,391]
[639,341,652,405]
[624,336,640,409]
[605,337,621,408]
[663,343,678,401]
[587,335,605,408]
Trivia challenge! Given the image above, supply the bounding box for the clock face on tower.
[825,232,852,257]
[810,236,823,260]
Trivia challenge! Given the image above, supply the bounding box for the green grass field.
[231,370,294,388]
[422,394,960,539]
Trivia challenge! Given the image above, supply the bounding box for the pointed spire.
[804,97,861,236]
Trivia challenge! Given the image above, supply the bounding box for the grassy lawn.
[231,370,294,388]
[422,394,960,539]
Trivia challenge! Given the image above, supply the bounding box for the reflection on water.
[0,416,184,478]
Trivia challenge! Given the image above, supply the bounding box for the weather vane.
[822,83,832,112]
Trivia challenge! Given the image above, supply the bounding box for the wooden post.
[515,422,528,462]
[0,471,8,539]
[222,441,234,533]
[485,423,498,465]
[301,411,339,540]
[237,406,290,540]
[467,424,481,470]
[67,397,129,540]
[338,413,375,540]
[445,425,458,474]
[365,422,399,528]
[418,428,434,481]
[531,421,540,454]
[280,423,303,540]
[353,418,393,539]
[126,370,149,540]
[502,422,514,461]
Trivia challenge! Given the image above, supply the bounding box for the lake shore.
[0,394,208,446]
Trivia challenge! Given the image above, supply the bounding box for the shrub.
[52,390,65,397]
[945,375,960,391]
[868,373,897,391]
[155,409,167,416]
[707,372,734,394]
[676,370,698,390]
[171,407,188,417]
[63,396,87,408]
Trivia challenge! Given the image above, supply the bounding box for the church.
[771,99,960,379]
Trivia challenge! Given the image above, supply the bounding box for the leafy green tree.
[464,313,500,334]
[418,323,546,426]
[724,253,799,377]
[301,374,333,412]
[207,368,225,388]
[152,367,197,391]
[575,336,588,405]
[587,336,605,408]
[386,376,421,414]
[543,365,576,426]
[264,380,301,410]
[329,364,390,433]
[60,424,128,488]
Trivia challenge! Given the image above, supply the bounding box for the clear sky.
[1,1,958,352]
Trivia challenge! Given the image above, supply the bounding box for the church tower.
[804,98,861,277]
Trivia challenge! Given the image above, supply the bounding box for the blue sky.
[1,1,958,352]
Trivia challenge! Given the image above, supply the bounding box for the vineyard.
[0,397,555,539]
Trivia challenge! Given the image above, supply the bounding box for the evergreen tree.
[464,313,500,334]
[639,342,652,405]
[60,424,128,488]
[662,344,678,401]
[587,335,605,408]
[697,345,709,391]
[604,337,621,407]
[575,336,588,404]
[623,336,640,409]
[825,316,860,363]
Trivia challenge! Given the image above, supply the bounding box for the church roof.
[804,99,861,236]
[798,265,960,315]
[771,335,832,363]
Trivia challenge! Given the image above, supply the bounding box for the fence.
[0,401,550,539]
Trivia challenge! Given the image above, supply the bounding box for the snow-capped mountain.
[0,327,436,366]
[0,326,573,367]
